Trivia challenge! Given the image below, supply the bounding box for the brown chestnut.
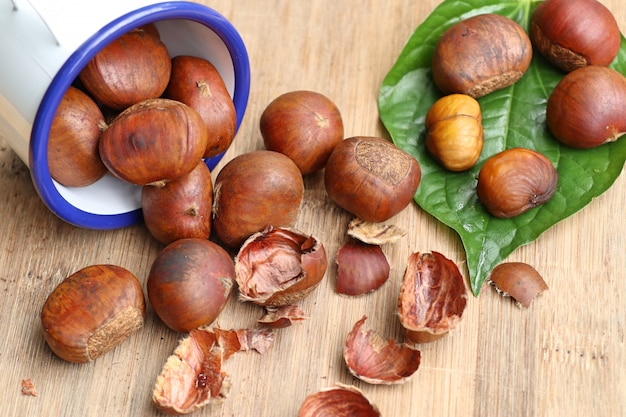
[147,238,235,332]
[212,150,304,248]
[476,148,558,218]
[41,264,145,363]
[530,0,621,72]
[99,98,208,186]
[324,136,421,222]
[432,14,532,98]
[398,251,467,343]
[260,90,344,175]
[79,25,171,110]
[166,55,237,158]
[546,65,626,148]
[48,86,108,187]
[141,161,213,245]
[235,226,327,307]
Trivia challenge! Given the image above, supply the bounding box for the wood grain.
[0,1,624,416]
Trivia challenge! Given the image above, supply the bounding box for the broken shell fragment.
[344,316,421,385]
[298,384,381,417]
[347,218,407,245]
[398,251,467,343]
[335,240,390,296]
[235,226,327,307]
[257,305,308,328]
[489,262,548,308]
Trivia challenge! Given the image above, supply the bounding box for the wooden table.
[1,1,624,415]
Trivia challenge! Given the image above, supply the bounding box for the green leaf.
[378,0,626,296]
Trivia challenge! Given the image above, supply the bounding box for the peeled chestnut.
[79,25,171,110]
[212,150,304,248]
[425,94,484,171]
[48,86,108,187]
[260,90,344,175]
[398,251,467,343]
[530,0,621,72]
[324,136,421,222]
[147,238,235,333]
[166,55,237,158]
[41,265,145,363]
[546,66,626,149]
[141,161,213,245]
[476,148,558,218]
[432,13,532,98]
[235,226,327,307]
[99,98,208,186]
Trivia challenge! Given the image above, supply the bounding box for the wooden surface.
[1,1,625,416]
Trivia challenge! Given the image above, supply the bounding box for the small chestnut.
[147,238,235,333]
[476,148,558,218]
[166,55,237,158]
[324,136,421,222]
[530,0,621,72]
[432,13,532,98]
[425,94,484,171]
[546,65,626,149]
[99,98,208,186]
[79,25,171,110]
[41,264,145,363]
[48,86,108,187]
[212,150,305,249]
[260,90,344,175]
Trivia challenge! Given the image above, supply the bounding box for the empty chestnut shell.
[298,385,381,417]
[398,251,467,343]
[324,136,421,222]
[235,226,327,307]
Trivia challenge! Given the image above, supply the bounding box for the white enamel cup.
[0,0,250,229]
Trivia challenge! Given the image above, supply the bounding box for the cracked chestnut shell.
[147,238,235,332]
[398,251,467,343]
[298,385,381,417]
[490,262,549,308]
[41,265,145,364]
[530,0,620,72]
[79,25,171,110]
[235,226,327,307]
[99,98,208,186]
[324,136,421,222]
[546,66,626,149]
[432,14,532,98]
[476,148,558,218]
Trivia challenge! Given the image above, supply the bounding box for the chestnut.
[212,150,305,249]
[476,148,558,218]
[99,98,208,186]
[166,55,237,158]
[147,238,235,333]
[324,136,421,222]
[79,25,171,110]
[235,226,327,307]
[530,0,621,72]
[141,161,213,245]
[260,90,344,175]
[546,65,626,148]
[41,264,145,363]
[398,251,467,343]
[48,86,108,187]
[431,13,532,98]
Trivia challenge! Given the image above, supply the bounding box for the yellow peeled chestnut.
[425,94,484,171]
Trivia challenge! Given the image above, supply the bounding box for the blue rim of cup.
[29,1,250,230]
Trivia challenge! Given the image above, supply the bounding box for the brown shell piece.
[336,240,390,296]
[235,226,327,307]
[398,252,467,343]
[257,305,307,328]
[346,218,407,245]
[298,384,381,417]
[489,262,549,308]
[152,327,275,415]
[343,316,421,385]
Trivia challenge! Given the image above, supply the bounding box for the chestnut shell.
[298,385,381,417]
